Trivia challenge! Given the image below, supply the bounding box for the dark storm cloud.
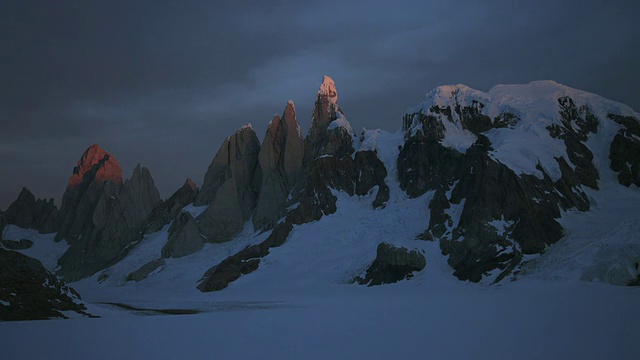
[1,0,639,208]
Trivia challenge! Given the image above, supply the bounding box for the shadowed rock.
[609,114,640,187]
[56,144,124,242]
[356,243,426,286]
[145,178,198,234]
[161,211,203,258]
[126,258,166,282]
[56,145,161,281]
[195,126,262,242]
[0,248,93,321]
[197,221,293,292]
[3,188,57,233]
[253,101,304,231]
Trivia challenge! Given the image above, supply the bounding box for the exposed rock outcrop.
[398,83,625,283]
[198,76,390,292]
[253,101,304,231]
[194,126,261,211]
[3,188,57,233]
[56,144,124,242]
[609,114,640,187]
[195,126,262,243]
[56,144,161,281]
[145,178,198,234]
[161,211,203,258]
[198,221,292,292]
[304,75,346,164]
[126,258,166,282]
[356,243,426,286]
[0,248,93,321]
[0,238,33,250]
[198,178,245,243]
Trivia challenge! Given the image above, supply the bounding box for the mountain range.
[1,76,640,324]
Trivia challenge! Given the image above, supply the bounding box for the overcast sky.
[1,0,639,208]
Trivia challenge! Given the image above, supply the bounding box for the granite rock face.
[194,126,262,210]
[195,126,262,242]
[253,101,304,231]
[161,211,203,258]
[304,75,344,164]
[198,76,390,291]
[356,243,426,286]
[56,145,161,281]
[145,178,198,234]
[55,144,124,242]
[0,248,92,321]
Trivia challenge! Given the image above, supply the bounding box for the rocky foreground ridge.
[2,77,640,316]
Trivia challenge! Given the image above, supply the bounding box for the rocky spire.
[56,144,123,241]
[304,75,355,164]
[305,76,341,162]
[3,188,58,233]
[68,144,122,188]
[55,145,161,281]
[195,126,262,242]
[253,100,305,231]
[144,178,199,234]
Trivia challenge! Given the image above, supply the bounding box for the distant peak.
[318,75,338,104]
[68,144,122,187]
[185,178,197,191]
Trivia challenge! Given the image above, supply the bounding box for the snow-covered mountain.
[1,77,640,319]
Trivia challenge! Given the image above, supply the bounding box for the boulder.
[356,243,426,286]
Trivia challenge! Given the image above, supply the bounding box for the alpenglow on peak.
[318,75,338,104]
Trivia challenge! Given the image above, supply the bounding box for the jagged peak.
[184,178,197,191]
[68,144,122,187]
[318,75,338,104]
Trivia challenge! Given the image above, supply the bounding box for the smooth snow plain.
[3,86,640,359]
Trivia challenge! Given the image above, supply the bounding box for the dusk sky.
[1,0,639,208]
